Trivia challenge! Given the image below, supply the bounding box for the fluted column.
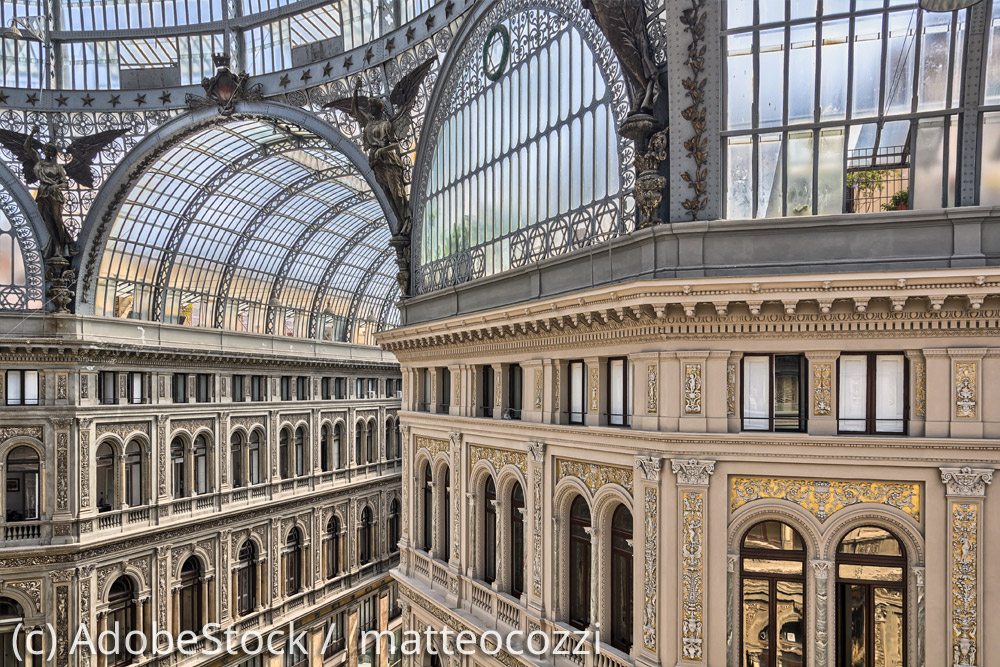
[671,458,715,665]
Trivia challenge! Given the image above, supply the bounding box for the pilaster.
[924,348,951,438]
[806,351,839,436]
[631,352,661,431]
[705,350,729,432]
[726,352,743,433]
[949,348,986,438]
[677,353,709,433]
[635,454,662,666]
[940,466,992,667]
[583,356,607,427]
[521,359,544,423]
[526,441,546,615]
[906,349,927,438]
[671,458,715,665]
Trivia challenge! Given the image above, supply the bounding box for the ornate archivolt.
[556,458,633,494]
[730,476,921,523]
[95,421,150,441]
[414,435,449,459]
[470,445,527,476]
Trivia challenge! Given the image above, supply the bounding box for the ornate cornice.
[940,466,994,497]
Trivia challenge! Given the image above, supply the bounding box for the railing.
[414,555,430,578]
[593,648,632,667]
[196,495,214,510]
[470,581,493,615]
[172,499,192,514]
[4,521,41,541]
[281,481,294,492]
[251,485,268,499]
[98,512,122,530]
[126,507,149,524]
[231,488,248,502]
[296,478,310,489]
[431,560,449,587]
[496,595,520,629]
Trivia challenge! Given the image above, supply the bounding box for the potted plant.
[882,189,909,211]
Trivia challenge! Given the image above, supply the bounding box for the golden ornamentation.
[557,457,632,493]
[681,491,704,661]
[414,436,449,459]
[589,366,600,412]
[534,369,543,409]
[951,502,978,667]
[554,367,560,412]
[726,363,736,416]
[730,476,921,522]
[643,487,658,650]
[470,445,527,476]
[454,371,461,405]
[956,362,976,418]
[914,361,926,417]
[813,363,832,416]
[684,363,702,415]
[647,363,658,414]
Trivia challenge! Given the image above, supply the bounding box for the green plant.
[846,169,900,198]
[881,189,909,211]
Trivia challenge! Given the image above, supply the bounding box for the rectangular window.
[251,375,265,402]
[838,353,906,434]
[507,364,522,420]
[196,374,212,403]
[568,361,586,423]
[607,358,631,427]
[358,596,376,635]
[421,371,431,411]
[321,377,331,400]
[323,613,345,657]
[482,366,494,418]
[334,377,346,399]
[127,372,145,404]
[281,376,291,401]
[98,371,118,405]
[742,355,807,432]
[441,370,451,410]
[356,377,365,399]
[296,376,308,401]
[233,375,245,402]
[172,373,188,404]
[5,370,39,406]
[368,378,378,398]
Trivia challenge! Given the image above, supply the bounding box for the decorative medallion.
[482,24,511,82]
[471,445,527,476]
[647,364,658,414]
[813,363,832,416]
[915,361,927,417]
[730,476,921,522]
[955,362,977,418]
[681,491,705,660]
[556,458,632,493]
[684,363,703,415]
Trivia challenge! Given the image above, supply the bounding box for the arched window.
[610,505,633,652]
[484,476,497,584]
[359,506,374,565]
[231,433,244,488]
[236,541,257,616]
[327,516,342,579]
[97,442,117,511]
[441,467,451,558]
[248,431,262,485]
[279,428,291,479]
[294,426,306,476]
[836,526,906,667]
[384,419,394,460]
[510,482,525,598]
[388,499,400,553]
[320,425,330,472]
[284,528,302,596]
[193,435,208,494]
[0,597,24,667]
[740,520,806,667]
[178,557,202,635]
[568,495,592,630]
[355,421,364,465]
[333,424,344,469]
[107,577,136,666]
[170,437,185,499]
[124,442,143,507]
[422,464,433,553]
[5,445,39,521]
[365,420,375,464]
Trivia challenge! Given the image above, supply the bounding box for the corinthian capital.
[671,458,716,486]
[940,466,994,497]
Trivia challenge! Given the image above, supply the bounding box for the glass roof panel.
[95,117,397,344]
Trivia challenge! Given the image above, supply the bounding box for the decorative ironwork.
[678,0,708,220]
[730,476,921,522]
[185,54,263,116]
[482,24,511,82]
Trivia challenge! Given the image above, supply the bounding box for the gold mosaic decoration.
[684,363,702,415]
[470,445,527,476]
[955,362,976,418]
[914,361,926,417]
[813,363,832,416]
[730,476,921,522]
[951,502,978,666]
[557,458,632,493]
[414,436,449,459]
[647,364,658,414]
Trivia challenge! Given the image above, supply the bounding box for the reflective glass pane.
[742,579,770,667]
[743,558,805,576]
[776,581,804,667]
[874,587,905,667]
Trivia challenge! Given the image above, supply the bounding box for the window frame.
[740,353,808,432]
[606,357,632,428]
[568,360,586,424]
[836,352,909,435]
[5,370,40,406]
[98,371,119,405]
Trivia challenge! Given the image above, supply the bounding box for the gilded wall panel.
[730,476,921,522]
[556,458,633,493]
[470,445,527,476]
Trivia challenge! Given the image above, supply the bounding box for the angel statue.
[583,0,661,115]
[0,125,127,258]
[323,58,435,237]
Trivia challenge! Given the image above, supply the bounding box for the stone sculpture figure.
[583,0,661,115]
[324,58,436,295]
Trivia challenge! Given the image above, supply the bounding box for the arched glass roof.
[94,116,399,346]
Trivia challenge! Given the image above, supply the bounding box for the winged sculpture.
[583,0,661,115]
[323,58,436,237]
[0,125,126,258]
